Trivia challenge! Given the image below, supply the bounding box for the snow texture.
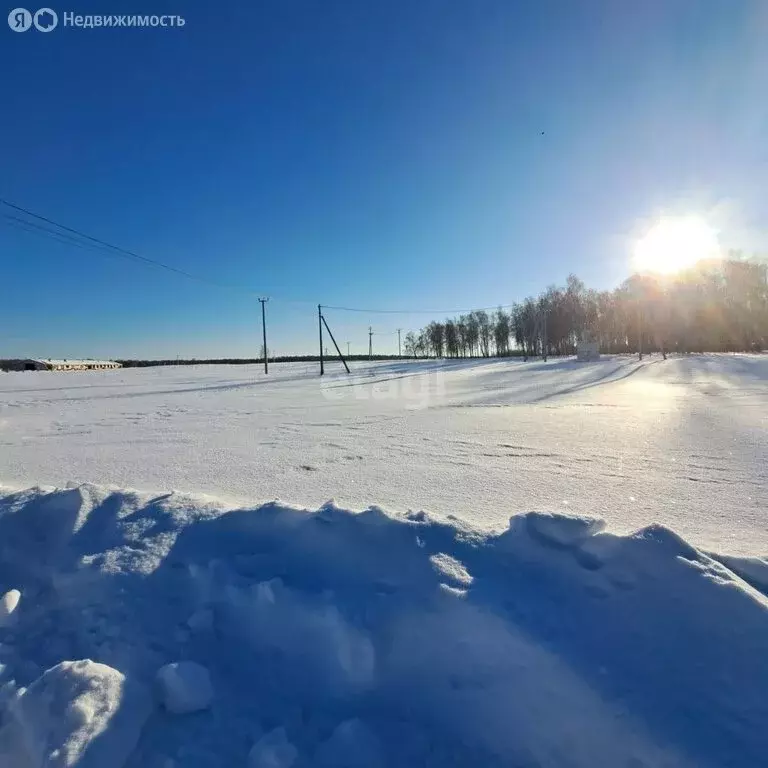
[156,661,213,715]
[2,354,768,554]
[0,483,766,766]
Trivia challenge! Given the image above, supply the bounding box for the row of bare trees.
[403,255,768,358]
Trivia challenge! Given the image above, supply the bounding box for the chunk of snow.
[0,659,150,768]
[0,589,21,627]
[156,661,213,715]
[247,727,298,768]
[522,511,606,547]
[315,719,383,768]
[429,553,472,586]
[226,581,376,692]
[631,523,700,559]
[186,608,214,633]
[714,554,768,595]
[439,582,467,598]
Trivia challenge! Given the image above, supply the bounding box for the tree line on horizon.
[403,254,768,359]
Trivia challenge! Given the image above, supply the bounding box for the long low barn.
[13,359,122,372]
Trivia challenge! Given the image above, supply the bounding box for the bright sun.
[633,216,720,275]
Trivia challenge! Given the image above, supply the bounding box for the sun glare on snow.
[633,216,720,275]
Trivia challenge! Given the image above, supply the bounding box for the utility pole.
[346,341,350,357]
[258,297,269,374]
[397,329,402,358]
[318,304,324,375]
[368,327,373,360]
[638,301,643,361]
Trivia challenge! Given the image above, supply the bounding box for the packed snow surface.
[0,484,767,767]
[2,354,767,553]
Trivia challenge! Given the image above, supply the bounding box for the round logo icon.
[8,7,32,31]
[33,7,57,31]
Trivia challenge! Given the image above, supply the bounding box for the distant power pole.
[258,297,269,374]
[318,304,324,376]
[368,327,373,360]
[346,341,350,357]
[397,329,402,358]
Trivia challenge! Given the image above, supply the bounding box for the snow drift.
[0,484,766,767]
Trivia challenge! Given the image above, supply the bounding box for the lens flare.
[633,216,720,274]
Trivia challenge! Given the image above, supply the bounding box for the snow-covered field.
[1,355,767,766]
[2,354,767,553]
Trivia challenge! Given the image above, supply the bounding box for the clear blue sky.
[2,0,766,358]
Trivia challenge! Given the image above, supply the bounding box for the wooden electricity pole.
[318,304,324,375]
[258,297,269,374]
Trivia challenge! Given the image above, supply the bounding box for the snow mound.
[0,484,767,766]
[248,727,299,768]
[156,661,213,715]
[520,510,606,547]
[315,718,384,768]
[0,659,150,768]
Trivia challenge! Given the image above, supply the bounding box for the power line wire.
[0,199,255,292]
[2,199,519,318]
[1,200,325,309]
[321,302,516,315]
[2,214,125,256]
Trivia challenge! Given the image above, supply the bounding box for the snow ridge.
[0,484,766,767]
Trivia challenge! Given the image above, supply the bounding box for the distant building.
[576,342,600,362]
[5,359,123,372]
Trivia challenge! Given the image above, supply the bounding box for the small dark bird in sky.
[540,131,545,135]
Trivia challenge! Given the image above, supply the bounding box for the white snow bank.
[0,659,150,768]
[0,483,767,767]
